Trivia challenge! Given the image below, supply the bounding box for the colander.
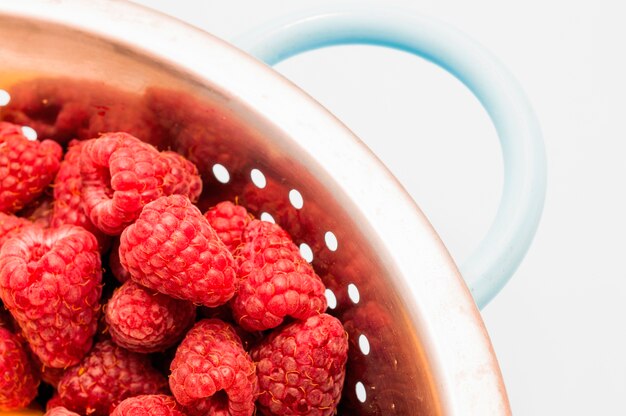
[0,1,545,415]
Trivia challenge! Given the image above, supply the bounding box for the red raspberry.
[109,238,130,283]
[204,201,251,252]
[0,121,62,213]
[57,340,168,416]
[119,195,237,307]
[0,225,102,368]
[169,319,257,416]
[45,407,81,416]
[80,133,202,235]
[231,220,327,331]
[0,212,32,246]
[0,326,40,410]
[51,140,110,250]
[251,314,348,416]
[110,395,186,416]
[105,280,196,353]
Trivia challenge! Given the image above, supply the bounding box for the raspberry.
[169,319,257,416]
[120,195,237,307]
[80,133,202,235]
[204,201,251,252]
[231,220,327,331]
[57,340,168,416]
[0,121,62,213]
[109,238,130,283]
[110,395,186,416]
[51,140,110,250]
[0,212,32,246]
[0,225,102,368]
[251,314,348,416]
[45,407,81,416]
[0,326,40,410]
[105,280,196,353]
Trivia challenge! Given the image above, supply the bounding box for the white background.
[132,1,621,413]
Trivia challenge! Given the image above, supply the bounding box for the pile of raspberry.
[0,123,348,416]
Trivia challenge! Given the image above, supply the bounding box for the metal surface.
[235,6,547,309]
[0,1,510,414]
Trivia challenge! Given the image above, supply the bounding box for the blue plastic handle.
[234,6,546,309]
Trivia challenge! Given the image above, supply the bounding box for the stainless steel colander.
[0,1,546,414]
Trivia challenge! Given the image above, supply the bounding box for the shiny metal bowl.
[0,1,522,414]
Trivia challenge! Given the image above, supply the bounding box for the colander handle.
[234,7,546,309]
